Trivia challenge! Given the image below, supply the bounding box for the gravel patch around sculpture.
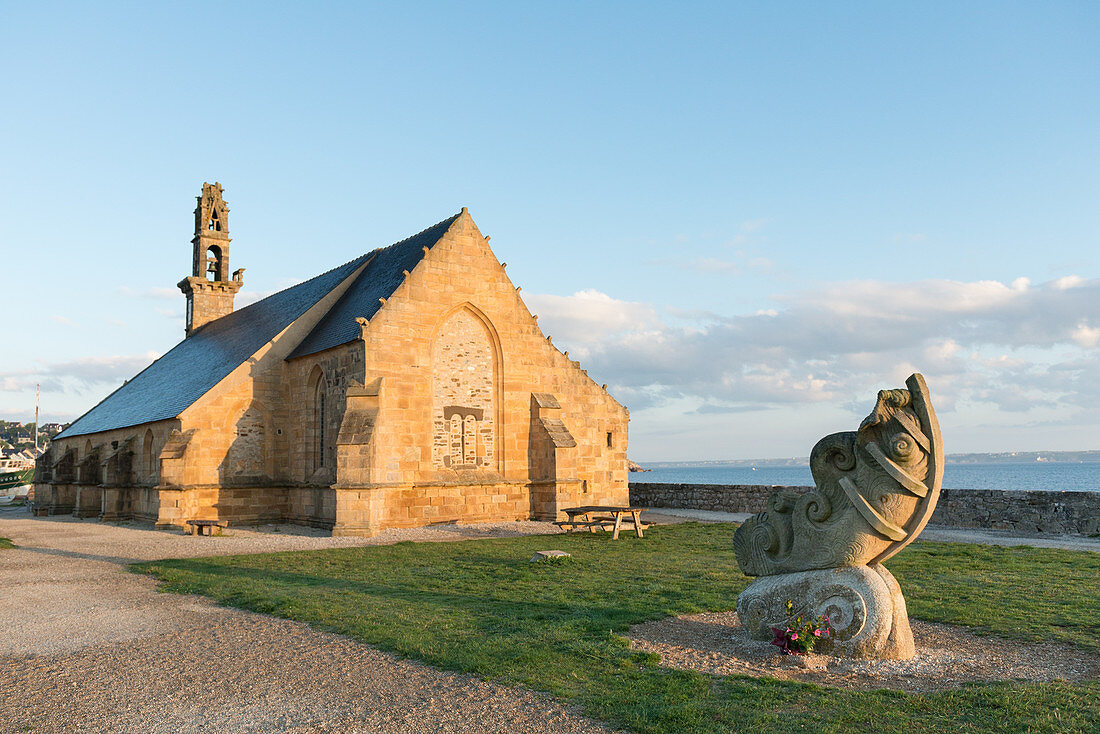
[628,610,1100,693]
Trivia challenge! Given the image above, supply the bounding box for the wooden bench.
[556,506,648,540]
[185,519,225,536]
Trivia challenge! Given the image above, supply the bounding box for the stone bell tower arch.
[177,182,245,336]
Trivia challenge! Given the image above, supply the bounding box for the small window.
[143,429,155,479]
[316,388,326,469]
[606,431,613,449]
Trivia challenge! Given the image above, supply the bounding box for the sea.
[631,462,1100,493]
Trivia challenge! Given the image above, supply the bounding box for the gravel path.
[0,507,610,734]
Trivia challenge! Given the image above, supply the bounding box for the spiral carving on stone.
[750,515,780,555]
[821,436,857,472]
[888,431,916,462]
[798,489,832,523]
[810,585,867,641]
[738,596,769,633]
[840,537,871,566]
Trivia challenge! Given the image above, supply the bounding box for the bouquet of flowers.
[771,599,832,655]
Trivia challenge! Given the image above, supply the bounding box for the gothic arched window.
[431,306,499,470]
[142,429,155,481]
[315,378,327,470]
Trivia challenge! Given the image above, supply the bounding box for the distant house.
[36,183,629,535]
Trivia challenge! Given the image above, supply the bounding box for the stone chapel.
[34,183,629,535]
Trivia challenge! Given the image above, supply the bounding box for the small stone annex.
[34,183,629,535]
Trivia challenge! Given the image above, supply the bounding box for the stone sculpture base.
[736,564,915,660]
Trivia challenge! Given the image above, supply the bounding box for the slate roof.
[288,213,460,359]
[57,213,461,440]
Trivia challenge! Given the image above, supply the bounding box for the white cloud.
[1053,275,1085,290]
[1071,321,1100,349]
[521,290,659,355]
[0,352,160,394]
[237,289,276,307]
[527,276,1100,419]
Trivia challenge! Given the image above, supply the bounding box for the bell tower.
[177,182,244,336]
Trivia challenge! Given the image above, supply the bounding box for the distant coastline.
[636,449,1100,469]
[628,457,1099,493]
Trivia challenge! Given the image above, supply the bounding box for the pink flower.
[814,630,822,637]
[790,633,798,640]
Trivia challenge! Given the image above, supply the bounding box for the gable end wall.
[324,211,629,533]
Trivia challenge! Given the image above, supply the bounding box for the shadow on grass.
[135,524,1100,734]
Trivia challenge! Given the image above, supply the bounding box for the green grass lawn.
[135,523,1100,734]
[0,536,14,549]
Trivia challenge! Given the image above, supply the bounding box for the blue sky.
[2,2,1097,460]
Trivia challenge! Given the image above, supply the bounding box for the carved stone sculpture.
[733,373,943,659]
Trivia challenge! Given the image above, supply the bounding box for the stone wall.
[931,488,1099,535]
[629,482,1100,536]
[629,482,788,514]
[287,342,366,485]
[35,418,177,520]
[374,480,531,528]
[182,277,241,334]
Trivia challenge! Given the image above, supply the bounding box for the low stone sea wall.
[629,482,1100,537]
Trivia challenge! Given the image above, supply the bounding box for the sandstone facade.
[35,184,629,535]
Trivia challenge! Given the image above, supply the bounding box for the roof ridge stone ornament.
[733,373,942,659]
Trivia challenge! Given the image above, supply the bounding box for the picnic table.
[556,506,647,540]
[185,519,225,536]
